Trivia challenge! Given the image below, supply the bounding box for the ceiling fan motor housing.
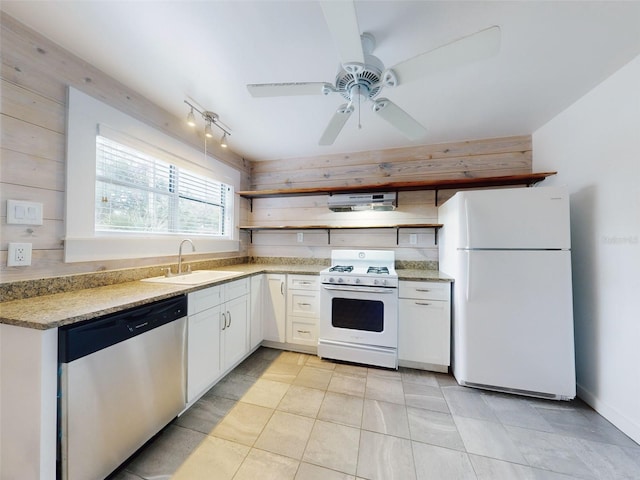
[336,52,385,102]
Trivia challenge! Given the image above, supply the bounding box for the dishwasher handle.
[59,295,187,363]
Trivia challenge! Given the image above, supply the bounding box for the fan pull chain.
[358,85,362,129]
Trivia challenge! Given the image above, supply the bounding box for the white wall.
[533,55,640,444]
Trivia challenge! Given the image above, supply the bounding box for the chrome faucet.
[176,239,195,276]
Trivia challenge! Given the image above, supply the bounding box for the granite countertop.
[0,264,451,330]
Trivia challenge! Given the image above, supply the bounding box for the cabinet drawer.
[288,291,319,318]
[287,275,319,290]
[399,281,450,301]
[224,278,249,302]
[289,319,318,345]
[188,285,222,314]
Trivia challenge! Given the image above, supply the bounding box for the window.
[95,136,232,236]
[65,87,240,263]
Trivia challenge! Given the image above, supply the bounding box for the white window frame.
[65,87,240,263]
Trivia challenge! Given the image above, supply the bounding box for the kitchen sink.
[141,270,243,285]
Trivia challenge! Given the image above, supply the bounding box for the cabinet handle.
[298,302,312,306]
[226,311,231,328]
[281,282,284,295]
[415,302,431,306]
[415,289,431,292]
[297,329,311,334]
[299,281,312,285]
[221,312,227,330]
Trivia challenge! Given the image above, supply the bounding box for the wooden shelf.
[239,172,557,204]
[239,224,443,245]
[239,172,556,245]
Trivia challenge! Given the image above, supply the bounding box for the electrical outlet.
[409,233,418,245]
[7,242,32,267]
[297,232,304,243]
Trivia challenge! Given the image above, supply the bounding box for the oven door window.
[331,298,384,332]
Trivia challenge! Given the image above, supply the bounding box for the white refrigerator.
[438,186,576,400]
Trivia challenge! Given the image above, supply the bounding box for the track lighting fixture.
[184,100,231,148]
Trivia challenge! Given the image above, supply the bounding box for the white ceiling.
[3,1,640,162]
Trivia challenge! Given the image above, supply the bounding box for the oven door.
[320,284,398,348]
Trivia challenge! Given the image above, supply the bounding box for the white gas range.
[318,250,399,369]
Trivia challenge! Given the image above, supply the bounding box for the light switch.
[6,199,43,225]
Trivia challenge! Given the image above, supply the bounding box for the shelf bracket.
[435,189,439,207]
[396,227,400,245]
[327,228,331,244]
[434,227,439,246]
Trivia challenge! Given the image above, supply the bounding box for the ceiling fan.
[247,1,501,146]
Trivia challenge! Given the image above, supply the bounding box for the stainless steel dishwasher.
[58,295,187,480]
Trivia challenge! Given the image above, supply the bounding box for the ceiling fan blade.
[319,104,354,146]
[389,26,501,85]
[247,82,330,97]
[372,98,426,140]
[320,1,364,65]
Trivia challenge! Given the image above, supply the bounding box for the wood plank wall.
[0,13,251,283]
[1,13,532,282]
[247,136,532,262]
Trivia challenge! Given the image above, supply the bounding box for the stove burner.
[329,265,354,273]
[367,266,389,275]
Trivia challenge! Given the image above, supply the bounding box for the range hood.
[327,192,397,212]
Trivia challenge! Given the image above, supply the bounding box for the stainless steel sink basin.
[141,270,242,285]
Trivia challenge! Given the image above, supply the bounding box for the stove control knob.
[355,278,360,284]
[329,277,335,283]
[338,277,343,283]
[381,279,387,285]
[374,279,379,285]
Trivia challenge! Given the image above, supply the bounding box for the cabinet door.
[264,274,286,343]
[222,294,249,370]
[398,299,450,366]
[187,305,222,402]
[249,275,264,349]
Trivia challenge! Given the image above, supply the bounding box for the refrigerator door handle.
[464,197,470,249]
[465,250,471,301]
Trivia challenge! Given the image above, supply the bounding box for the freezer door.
[453,250,576,398]
[460,187,571,249]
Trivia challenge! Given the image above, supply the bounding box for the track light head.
[220,132,228,148]
[204,121,213,138]
[186,108,197,127]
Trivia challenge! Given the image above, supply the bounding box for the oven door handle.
[322,285,396,294]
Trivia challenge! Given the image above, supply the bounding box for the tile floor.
[113,347,640,480]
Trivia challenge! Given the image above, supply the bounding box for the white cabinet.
[187,285,223,402]
[250,274,264,350]
[186,278,249,403]
[221,278,250,371]
[398,281,451,373]
[286,275,320,347]
[263,274,286,343]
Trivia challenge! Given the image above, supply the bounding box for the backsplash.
[1,256,438,302]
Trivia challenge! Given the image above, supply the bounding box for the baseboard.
[577,382,640,444]
[398,359,448,373]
